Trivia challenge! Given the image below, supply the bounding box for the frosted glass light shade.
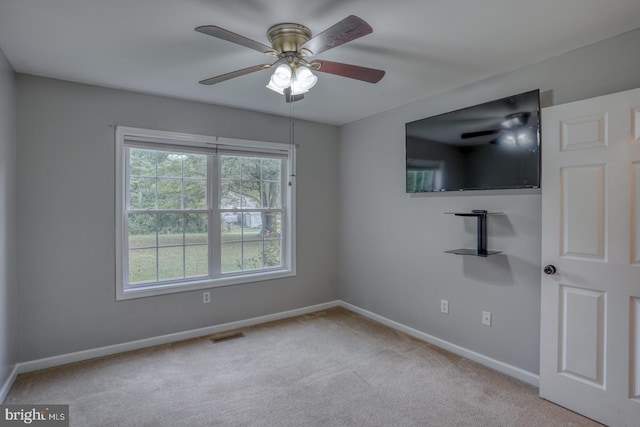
[266,64,292,94]
[290,65,317,95]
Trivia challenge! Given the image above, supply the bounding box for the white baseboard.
[338,301,540,387]
[1,364,18,403]
[17,300,341,374]
[10,299,537,392]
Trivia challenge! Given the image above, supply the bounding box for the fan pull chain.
[288,100,295,187]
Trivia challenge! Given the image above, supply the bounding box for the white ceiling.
[1,0,639,126]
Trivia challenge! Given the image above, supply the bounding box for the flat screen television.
[405,89,540,193]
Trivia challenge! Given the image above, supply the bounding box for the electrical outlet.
[482,311,492,326]
[440,299,449,314]
[203,291,211,304]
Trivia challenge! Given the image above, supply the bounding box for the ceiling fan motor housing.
[267,23,312,54]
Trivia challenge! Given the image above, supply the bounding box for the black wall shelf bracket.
[444,210,503,257]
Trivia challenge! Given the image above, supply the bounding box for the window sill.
[116,269,295,300]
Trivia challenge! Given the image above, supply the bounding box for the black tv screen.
[405,89,540,193]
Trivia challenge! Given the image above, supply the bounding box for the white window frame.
[115,126,296,300]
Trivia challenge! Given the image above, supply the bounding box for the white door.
[540,87,640,426]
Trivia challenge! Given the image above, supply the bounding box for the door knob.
[543,265,557,275]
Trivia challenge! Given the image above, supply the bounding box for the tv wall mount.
[445,210,503,257]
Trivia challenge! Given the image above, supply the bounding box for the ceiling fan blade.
[310,60,385,83]
[199,64,272,85]
[301,15,372,56]
[460,129,501,139]
[195,25,277,55]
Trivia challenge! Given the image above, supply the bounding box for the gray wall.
[0,49,17,388]
[338,28,640,375]
[16,75,340,361]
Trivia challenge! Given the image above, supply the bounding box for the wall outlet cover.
[482,311,492,326]
[440,299,449,314]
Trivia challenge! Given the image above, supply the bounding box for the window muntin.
[116,127,294,300]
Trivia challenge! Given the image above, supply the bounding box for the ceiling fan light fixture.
[266,63,292,94]
[290,65,318,95]
[266,77,285,94]
[267,64,318,97]
[273,63,292,83]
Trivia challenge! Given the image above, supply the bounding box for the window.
[115,127,295,300]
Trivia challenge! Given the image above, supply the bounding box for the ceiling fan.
[195,15,385,102]
[460,112,532,144]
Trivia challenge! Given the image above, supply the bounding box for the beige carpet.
[6,307,600,426]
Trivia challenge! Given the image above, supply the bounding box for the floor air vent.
[210,331,245,343]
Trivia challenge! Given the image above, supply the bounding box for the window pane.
[262,158,281,181]
[185,245,208,277]
[242,157,261,177]
[241,157,261,208]
[264,212,281,238]
[241,180,261,208]
[185,213,208,244]
[157,178,182,209]
[220,179,241,209]
[221,212,240,239]
[129,248,157,284]
[221,242,242,273]
[157,152,183,177]
[158,214,183,247]
[184,179,206,209]
[242,240,263,270]
[241,212,263,233]
[264,240,281,268]
[158,246,184,280]
[128,213,157,249]
[221,156,241,179]
[261,159,281,208]
[183,155,206,179]
[129,149,156,177]
[261,181,281,208]
[129,177,156,209]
